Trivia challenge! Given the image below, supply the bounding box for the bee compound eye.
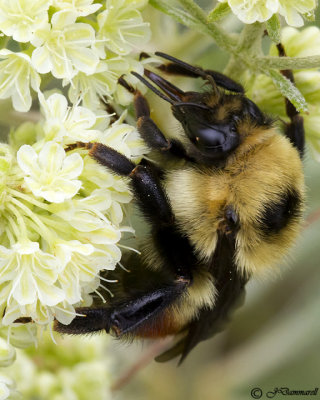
[192,125,226,149]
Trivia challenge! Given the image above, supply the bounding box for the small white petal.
[38,142,65,171]
[46,93,69,119]
[59,268,81,303]
[79,190,112,212]
[67,47,99,75]
[13,269,37,305]
[54,177,82,198]
[108,201,123,225]
[36,280,65,306]
[17,145,39,178]
[51,10,78,29]
[79,225,121,244]
[31,46,52,74]
[281,7,304,27]
[89,245,121,268]
[69,106,97,130]
[14,241,39,255]
[60,153,84,180]
[11,83,32,112]
[31,180,81,203]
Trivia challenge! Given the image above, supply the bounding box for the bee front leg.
[66,142,195,279]
[118,76,191,160]
[153,51,244,93]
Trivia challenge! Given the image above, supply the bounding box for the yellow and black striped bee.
[56,51,305,363]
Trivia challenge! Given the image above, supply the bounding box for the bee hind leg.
[277,43,305,158]
[54,273,190,337]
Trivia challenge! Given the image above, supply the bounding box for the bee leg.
[55,279,189,337]
[283,104,304,158]
[118,76,191,160]
[66,142,171,220]
[68,141,197,279]
[277,43,305,158]
[154,51,244,94]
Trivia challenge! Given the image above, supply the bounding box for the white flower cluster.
[218,0,317,26]
[0,0,150,317]
[0,0,150,111]
[0,92,145,330]
[0,2,150,395]
[0,5,150,386]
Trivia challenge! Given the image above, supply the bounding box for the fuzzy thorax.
[165,128,305,276]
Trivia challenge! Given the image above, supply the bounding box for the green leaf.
[207,3,231,22]
[256,55,320,70]
[267,70,308,113]
[266,14,281,44]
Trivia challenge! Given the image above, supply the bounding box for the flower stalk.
[149,0,320,112]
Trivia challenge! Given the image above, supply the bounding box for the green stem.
[223,56,246,80]
[224,24,265,77]
[150,0,237,51]
[179,0,238,52]
[178,0,206,22]
[150,0,320,71]
[149,0,196,24]
[149,0,312,111]
[235,23,264,54]
[256,55,320,70]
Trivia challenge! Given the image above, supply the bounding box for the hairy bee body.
[164,130,304,270]
[57,52,305,363]
[138,127,304,343]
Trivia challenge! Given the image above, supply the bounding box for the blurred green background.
[109,3,320,400]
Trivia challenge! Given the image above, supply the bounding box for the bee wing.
[155,291,246,363]
[156,233,249,364]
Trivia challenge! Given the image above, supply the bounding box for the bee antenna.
[155,51,206,79]
[130,71,175,105]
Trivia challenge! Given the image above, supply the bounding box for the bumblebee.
[56,52,305,363]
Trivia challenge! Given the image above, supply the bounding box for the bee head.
[171,102,240,158]
[131,69,271,163]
